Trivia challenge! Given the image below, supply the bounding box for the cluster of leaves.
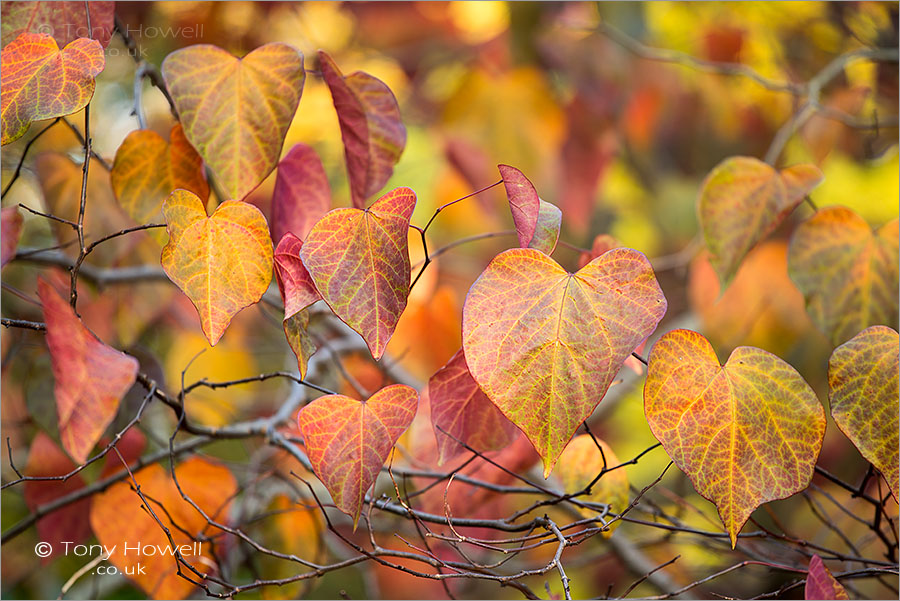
[1,2,898,600]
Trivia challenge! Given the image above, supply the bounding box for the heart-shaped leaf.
[1,32,104,145]
[805,555,849,600]
[274,232,320,319]
[555,435,628,535]
[828,325,899,500]
[462,247,667,476]
[162,43,305,200]
[90,458,237,600]
[271,143,331,244]
[644,329,826,547]
[498,164,540,247]
[699,156,822,285]
[1,2,115,48]
[297,384,418,527]
[161,190,274,346]
[1,205,23,267]
[319,51,406,209]
[300,187,416,360]
[788,207,898,346]
[111,124,209,232]
[528,199,562,255]
[38,278,138,463]
[428,348,519,464]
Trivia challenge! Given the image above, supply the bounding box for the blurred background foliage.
[2,2,897,599]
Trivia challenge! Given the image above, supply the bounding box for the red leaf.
[38,279,138,463]
[271,143,331,243]
[1,2,115,48]
[805,555,849,600]
[319,50,406,209]
[274,233,321,320]
[498,164,540,247]
[428,349,519,464]
[1,205,23,267]
[298,384,418,527]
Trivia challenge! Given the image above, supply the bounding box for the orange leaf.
[462,247,667,477]
[1,2,115,48]
[699,156,822,286]
[555,435,628,536]
[428,348,518,464]
[271,143,331,243]
[319,51,406,209]
[89,457,237,600]
[644,329,825,547]
[284,310,316,379]
[273,232,320,320]
[1,205,23,267]
[162,43,305,200]
[38,278,138,463]
[805,555,849,600]
[828,326,899,500]
[0,32,104,145]
[300,187,416,360]
[161,190,274,346]
[111,124,209,233]
[297,384,418,527]
[788,206,898,346]
[498,164,540,248]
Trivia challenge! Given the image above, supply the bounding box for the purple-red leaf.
[805,555,849,600]
[498,164,540,248]
[429,349,519,464]
[274,232,321,320]
[1,205,23,267]
[297,384,418,527]
[271,143,331,243]
[319,50,406,209]
[38,278,138,463]
[300,187,416,360]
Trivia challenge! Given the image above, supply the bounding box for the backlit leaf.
[273,232,320,319]
[271,143,331,243]
[23,432,92,561]
[284,310,316,379]
[805,555,849,600]
[828,325,899,500]
[788,206,898,346]
[38,278,138,463]
[1,205,23,267]
[256,494,323,600]
[644,329,826,547]
[428,348,518,465]
[528,199,562,255]
[162,43,305,200]
[90,457,237,600]
[161,190,274,346]
[297,384,418,526]
[300,187,416,360]
[111,124,209,234]
[462,247,667,476]
[699,156,822,285]
[319,50,406,209]
[1,1,115,48]
[498,164,540,248]
[555,435,628,536]
[1,32,104,145]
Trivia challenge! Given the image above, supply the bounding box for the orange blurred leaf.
[556,435,628,535]
[1,205,23,268]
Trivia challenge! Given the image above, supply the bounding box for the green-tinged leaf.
[297,384,418,527]
[555,435,628,536]
[788,206,898,346]
[1,2,115,48]
[644,329,825,547]
[428,348,519,465]
[498,164,540,247]
[300,187,416,360]
[319,50,406,209]
[462,247,667,477]
[162,43,305,200]
[284,310,316,379]
[805,555,849,600]
[161,190,274,346]
[828,326,899,500]
[1,32,104,145]
[699,156,822,285]
[38,278,138,463]
[528,199,562,255]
